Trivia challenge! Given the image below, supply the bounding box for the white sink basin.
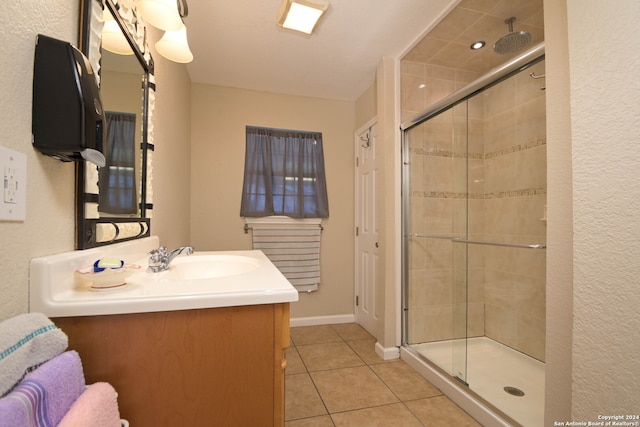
[29,236,298,317]
[169,255,261,280]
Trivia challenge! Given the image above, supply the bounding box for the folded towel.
[252,226,322,292]
[0,351,85,427]
[58,382,122,427]
[0,313,68,396]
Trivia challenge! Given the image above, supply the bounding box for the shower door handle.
[451,238,546,249]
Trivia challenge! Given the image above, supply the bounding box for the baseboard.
[290,314,355,327]
[375,342,400,360]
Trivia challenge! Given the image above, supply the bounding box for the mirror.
[77,0,154,249]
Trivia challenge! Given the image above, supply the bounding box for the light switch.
[0,146,26,221]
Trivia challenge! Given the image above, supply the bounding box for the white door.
[355,120,379,337]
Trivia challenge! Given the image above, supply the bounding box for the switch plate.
[0,146,26,221]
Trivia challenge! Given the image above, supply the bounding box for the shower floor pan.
[412,337,544,427]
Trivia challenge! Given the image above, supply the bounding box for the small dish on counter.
[75,264,141,290]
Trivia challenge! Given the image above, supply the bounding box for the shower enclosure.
[401,46,546,426]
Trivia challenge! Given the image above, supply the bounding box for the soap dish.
[75,264,141,290]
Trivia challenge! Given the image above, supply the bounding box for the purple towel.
[0,351,85,427]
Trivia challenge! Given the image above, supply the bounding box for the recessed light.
[470,41,486,50]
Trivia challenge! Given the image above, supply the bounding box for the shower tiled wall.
[403,60,546,362]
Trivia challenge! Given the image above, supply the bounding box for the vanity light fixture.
[155,22,193,63]
[102,9,134,55]
[277,0,329,35]
[470,40,486,50]
[136,0,193,63]
[136,0,183,31]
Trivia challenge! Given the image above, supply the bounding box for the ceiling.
[403,0,544,74]
[184,0,459,102]
[183,0,544,102]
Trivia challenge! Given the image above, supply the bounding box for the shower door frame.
[400,42,546,378]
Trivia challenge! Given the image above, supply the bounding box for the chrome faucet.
[147,246,194,273]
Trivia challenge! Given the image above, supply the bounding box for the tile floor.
[285,323,481,426]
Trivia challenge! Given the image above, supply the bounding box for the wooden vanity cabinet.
[54,303,290,427]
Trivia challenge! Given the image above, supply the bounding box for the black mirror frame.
[76,0,154,249]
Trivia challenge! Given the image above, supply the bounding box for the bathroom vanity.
[54,303,290,426]
[30,236,298,426]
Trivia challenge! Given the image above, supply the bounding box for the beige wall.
[376,57,403,349]
[147,27,192,249]
[543,0,573,422]
[544,0,640,423]
[0,2,191,321]
[3,1,639,422]
[0,0,80,320]
[355,83,376,130]
[189,84,355,319]
[562,0,640,421]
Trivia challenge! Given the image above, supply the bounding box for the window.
[99,112,137,215]
[240,126,329,218]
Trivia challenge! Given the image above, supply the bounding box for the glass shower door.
[403,101,469,384]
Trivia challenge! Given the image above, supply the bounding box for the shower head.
[493,17,531,55]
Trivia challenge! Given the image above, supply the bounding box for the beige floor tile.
[286,323,479,426]
[346,338,386,365]
[311,366,399,413]
[370,360,442,401]
[285,373,327,421]
[286,346,307,375]
[291,325,343,346]
[405,395,482,426]
[331,323,374,341]
[285,415,335,427]
[297,341,365,372]
[331,403,423,427]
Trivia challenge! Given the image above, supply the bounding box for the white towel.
[0,313,68,396]
[252,225,321,292]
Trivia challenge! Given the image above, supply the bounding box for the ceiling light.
[102,9,134,55]
[137,0,183,31]
[277,0,329,35]
[470,41,485,50]
[155,22,193,63]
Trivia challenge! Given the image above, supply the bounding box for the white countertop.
[29,236,298,317]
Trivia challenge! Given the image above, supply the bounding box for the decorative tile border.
[409,138,546,160]
[483,187,547,199]
[484,138,547,159]
[409,187,546,200]
[407,138,547,200]
[411,148,483,160]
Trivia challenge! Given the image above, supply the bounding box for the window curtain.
[99,111,137,215]
[241,126,329,218]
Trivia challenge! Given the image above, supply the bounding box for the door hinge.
[356,295,359,306]
[356,157,359,167]
[356,226,359,236]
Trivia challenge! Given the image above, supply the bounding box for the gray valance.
[240,126,329,218]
